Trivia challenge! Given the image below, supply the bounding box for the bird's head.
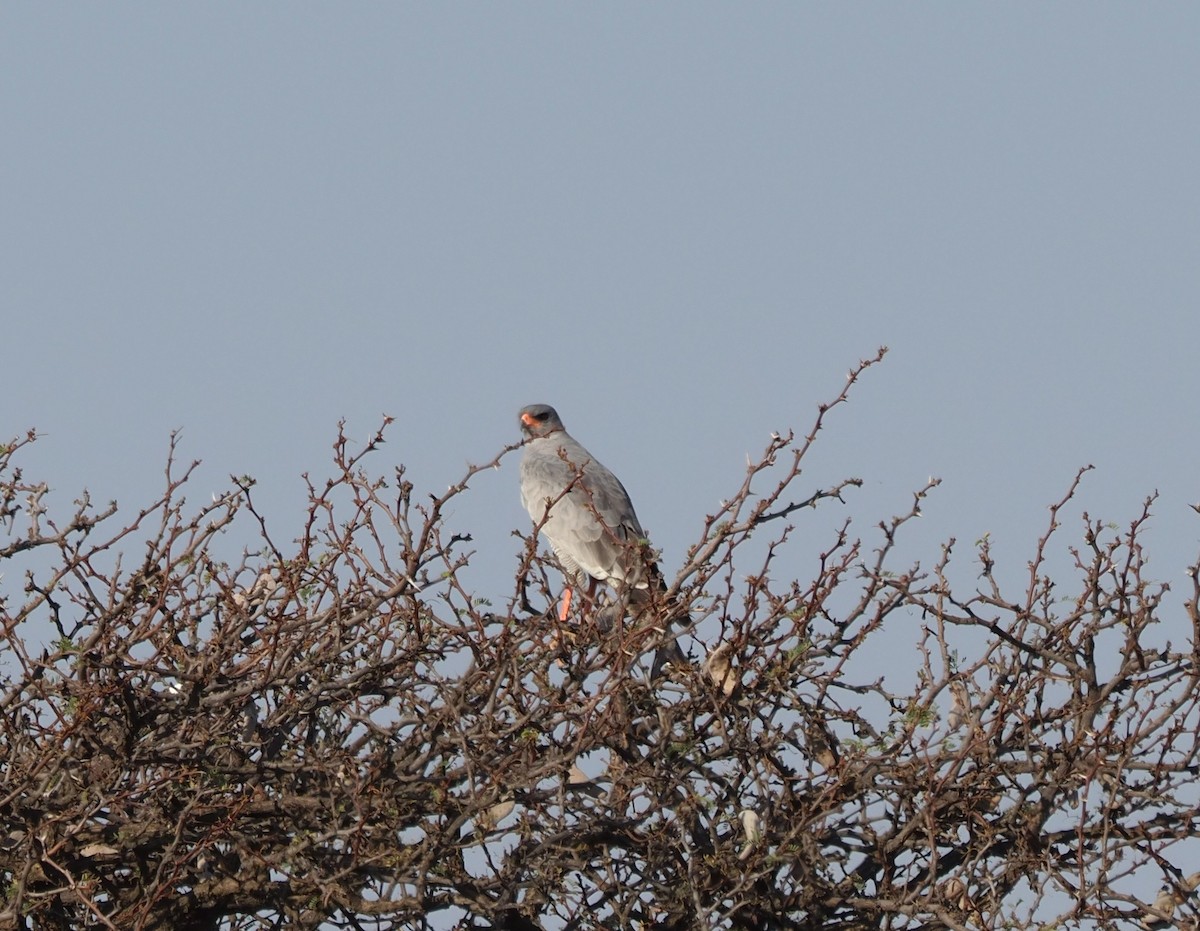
[518,404,565,439]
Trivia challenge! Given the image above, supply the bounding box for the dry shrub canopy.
[3,351,1200,930]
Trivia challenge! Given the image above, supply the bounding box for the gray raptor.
[518,403,685,674]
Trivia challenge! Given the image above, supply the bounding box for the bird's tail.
[593,583,690,679]
[631,572,691,680]
[650,633,688,679]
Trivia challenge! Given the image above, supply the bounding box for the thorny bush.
[3,349,1200,931]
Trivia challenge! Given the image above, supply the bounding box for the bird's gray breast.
[520,435,645,584]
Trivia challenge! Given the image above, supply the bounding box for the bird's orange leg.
[559,578,599,621]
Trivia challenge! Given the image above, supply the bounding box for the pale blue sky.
[4,5,1198,620]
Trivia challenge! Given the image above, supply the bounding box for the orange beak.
[521,412,538,427]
